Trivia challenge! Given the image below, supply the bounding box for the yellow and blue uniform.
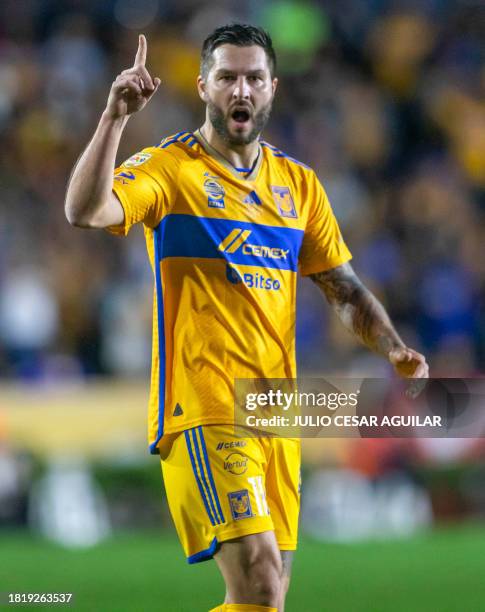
[110,130,351,562]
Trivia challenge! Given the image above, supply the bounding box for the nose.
[232,76,250,100]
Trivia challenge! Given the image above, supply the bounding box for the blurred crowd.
[0,0,484,381]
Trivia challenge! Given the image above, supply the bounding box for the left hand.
[389,347,429,399]
[388,346,429,379]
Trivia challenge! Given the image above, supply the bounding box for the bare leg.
[278,551,294,612]
[214,531,283,608]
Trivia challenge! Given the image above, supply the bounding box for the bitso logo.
[224,453,249,475]
[226,265,281,291]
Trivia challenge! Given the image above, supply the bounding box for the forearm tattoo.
[310,262,404,356]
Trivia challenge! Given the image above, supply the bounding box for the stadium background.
[1,0,485,610]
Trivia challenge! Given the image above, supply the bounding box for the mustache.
[228,102,254,115]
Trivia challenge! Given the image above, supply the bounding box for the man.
[65,24,428,612]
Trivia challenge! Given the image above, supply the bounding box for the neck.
[200,119,260,170]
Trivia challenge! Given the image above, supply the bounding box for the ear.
[197,75,208,102]
[271,77,278,97]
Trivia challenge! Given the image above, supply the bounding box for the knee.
[281,572,290,596]
[240,549,282,605]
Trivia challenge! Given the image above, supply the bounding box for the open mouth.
[231,109,251,124]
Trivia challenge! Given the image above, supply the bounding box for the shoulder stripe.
[158,131,198,150]
[260,141,310,169]
[159,131,190,148]
[186,137,198,148]
[160,131,186,143]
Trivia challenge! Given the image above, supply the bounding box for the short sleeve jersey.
[110,131,352,453]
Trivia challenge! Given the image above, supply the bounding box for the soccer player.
[65,24,428,612]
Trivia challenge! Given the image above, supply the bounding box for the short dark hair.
[200,23,276,78]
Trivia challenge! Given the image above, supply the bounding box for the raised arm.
[310,262,428,378]
[65,34,160,229]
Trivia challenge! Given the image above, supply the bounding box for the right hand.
[105,34,161,120]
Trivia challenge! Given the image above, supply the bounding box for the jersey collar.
[194,128,263,182]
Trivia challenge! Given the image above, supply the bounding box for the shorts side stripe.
[192,428,218,521]
[184,430,216,526]
[190,429,223,525]
[197,426,225,524]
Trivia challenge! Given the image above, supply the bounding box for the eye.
[220,75,236,81]
[248,75,263,83]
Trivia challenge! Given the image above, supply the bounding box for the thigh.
[161,424,275,564]
[265,437,301,551]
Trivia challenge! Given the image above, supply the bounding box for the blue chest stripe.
[158,214,303,272]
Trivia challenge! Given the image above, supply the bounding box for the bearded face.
[199,44,277,146]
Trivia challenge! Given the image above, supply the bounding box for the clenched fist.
[388,346,429,379]
[105,34,160,120]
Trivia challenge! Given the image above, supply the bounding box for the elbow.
[65,206,85,228]
[65,199,95,228]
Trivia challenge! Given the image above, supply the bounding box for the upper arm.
[108,147,179,236]
[81,191,125,229]
[310,261,365,306]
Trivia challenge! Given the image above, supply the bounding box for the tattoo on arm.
[310,262,404,357]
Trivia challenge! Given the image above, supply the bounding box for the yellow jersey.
[110,130,351,453]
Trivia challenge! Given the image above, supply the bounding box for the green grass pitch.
[2,525,485,611]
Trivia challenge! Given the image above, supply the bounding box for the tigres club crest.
[271,185,297,218]
[228,489,253,520]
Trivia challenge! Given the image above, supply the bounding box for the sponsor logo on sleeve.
[123,152,152,167]
[114,170,136,184]
[228,489,253,520]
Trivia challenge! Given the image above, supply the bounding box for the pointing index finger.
[134,34,147,67]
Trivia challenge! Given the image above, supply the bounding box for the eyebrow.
[214,68,267,76]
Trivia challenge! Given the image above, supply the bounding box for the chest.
[160,166,305,272]
[172,165,302,229]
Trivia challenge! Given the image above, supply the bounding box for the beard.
[207,98,273,146]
